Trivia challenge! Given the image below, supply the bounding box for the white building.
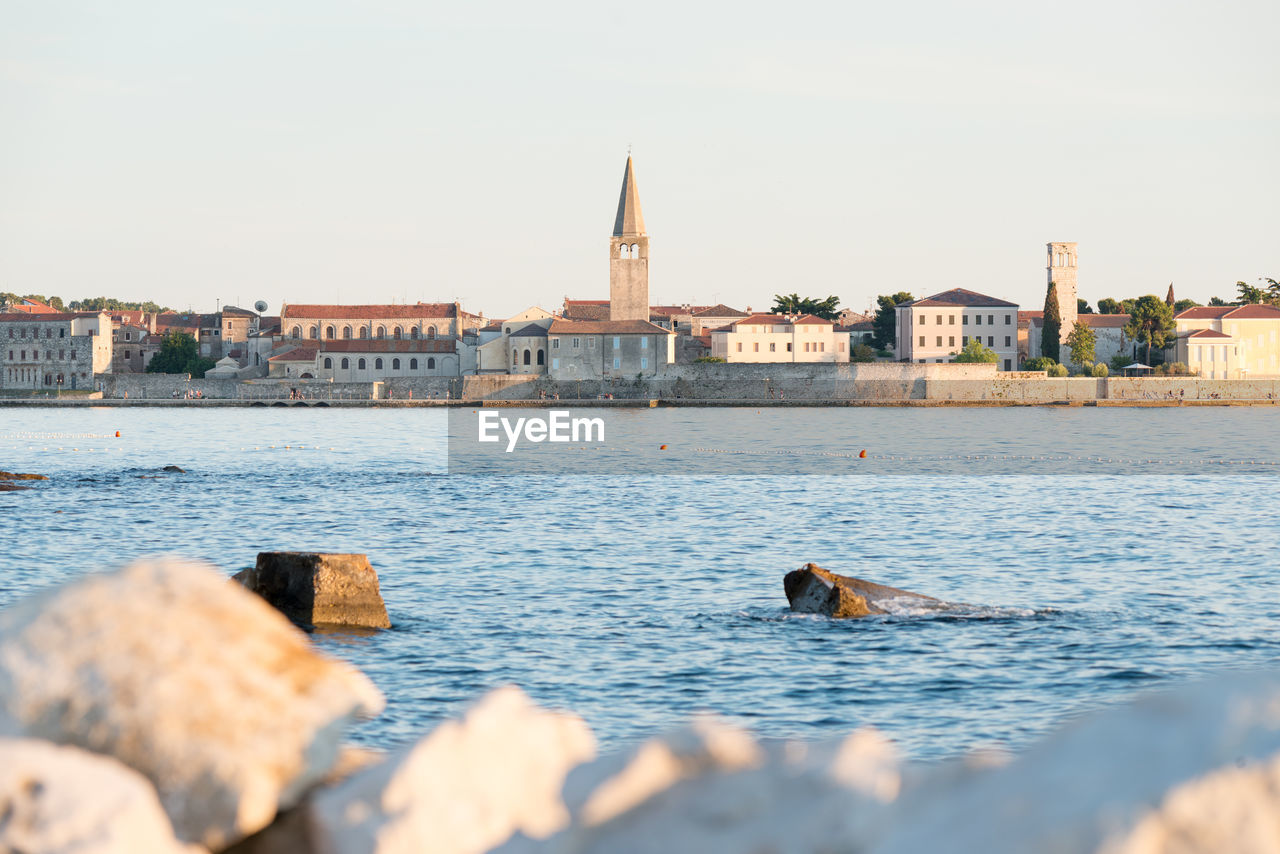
[0,312,112,390]
[895,289,1019,371]
[710,314,848,363]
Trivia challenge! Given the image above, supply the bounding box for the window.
[376,326,386,339]
[975,315,982,325]
[323,357,333,369]
[753,342,759,352]
[949,315,956,325]
[571,337,580,348]
[641,337,648,349]
[1005,336,1011,347]
[820,342,825,352]
[918,336,925,347]
[552,357,560,370]
[427,357,435,369]
[1003,359,1012,371]
[326,326,335,339]
[536,350,544,366]
[1005,315,1012,325]
[769,342,776,352]
[988,315,994,325]
[786,343,792,352]
[341,358,350,369]
[357,358,366,369]
[360,327,368,339]
[411,327,420,339]
[737,342,743,352]
[936,336,942,347]
[375,358,383,369]
[948,337,955,346]
[920,315,927,325]
[551,338,559,349]
[936,315,942,324]
[426,326,437,339]
[612,357,621,369]
[640,357,648,369]
[613,337,620,348]
[393,326,402,339]
[803,342,810,352]
[512,351,518,365]
[523,349,531,365]
[987,336,994,346]
[291,326,301,338]
[343,326,352,339]
[392,358,400,370]
[309,326,318,339]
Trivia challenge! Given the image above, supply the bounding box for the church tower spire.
[609,156,650,322]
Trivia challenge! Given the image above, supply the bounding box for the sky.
[2,0,1277,318]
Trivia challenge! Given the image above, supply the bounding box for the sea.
[2,405,1278,761]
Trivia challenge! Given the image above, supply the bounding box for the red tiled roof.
[281,303,457,320]
[1018,310,1043,322]
[1080,314,1131,328]
[564,299,609,306]
[0,312,103,323]
[1176,306,1233,319]
[547,319,671,335]
[792,314,835,325]
[563,303,611,321]
[908,288,1018,308]
[4,299,59,314]
[321,339,457,353]
[694,304,749,318]
[269,345,319,362]
[1185,329,1233,339]
[1222,304,1280,319]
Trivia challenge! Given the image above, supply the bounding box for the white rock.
[873,670,1280,854]
[498,722,900,854]
[310,685,595,854]
[0,558,385,850]
[0,737,197,854]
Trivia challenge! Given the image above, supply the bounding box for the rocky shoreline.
[1,558,1278,853]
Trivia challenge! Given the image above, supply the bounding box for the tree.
[1236,281,1268,304]
[850,343,876,362]
[146,331,215,377]
[1123,295,1176,365]
[872,292,913,350]
[1065,322,1097,369]
[68,296,171,313]
[952,338,997,363]
[1077,298,1093,314]
[1173,298,1201,313]
[1097,298,1123,314]
[1042,282,1062,363]
[771,293,841,321]
[1209,296,1229,306]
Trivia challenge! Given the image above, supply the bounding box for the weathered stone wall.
[1106,377,1280,401]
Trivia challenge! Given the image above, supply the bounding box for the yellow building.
[1174,305,1280,378]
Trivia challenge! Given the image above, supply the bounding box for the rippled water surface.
[2,406,1278,760]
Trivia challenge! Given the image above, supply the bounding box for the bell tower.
[609,156,650,322]
[1047,241,1078,342]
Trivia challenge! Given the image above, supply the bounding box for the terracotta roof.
[1222,304,1280,319]
[562,303,611,321]
[564,299,609,306]
[650,305,707,317]
[1176,306,1233,319]
[110,310,149,325]
[1018,311,1043,322]
[480,322,503,332]
[509,323,548,338]
[269,345,319,362]
[281,303,457,320]
[694,304,749,318]
[0,312,103,323]
[222,306,257,317]
[730,314,793,327]
[1185,329,1234,339]
[792,314,835,326]
[843,320,875,331]
[321,339,457,353]
[1079,314,1130,328]
[4,299,59,314]
[547,319,671,335]
[907,288,1018,308]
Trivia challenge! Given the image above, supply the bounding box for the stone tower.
[1047,242,1078,343]
[610,156,649,322]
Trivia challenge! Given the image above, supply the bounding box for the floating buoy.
[859,449,867,458]
[115,431,121,437]
[660,444,668,450]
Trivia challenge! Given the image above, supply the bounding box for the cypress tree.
[1042,282,1062,363]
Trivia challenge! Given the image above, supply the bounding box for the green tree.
[1236,281,1268,304]
[1022,356,1057,372]
[872,291,913,350]
[1209,296,1228,306]
[1065,322,1097,369]
[1097,297,1123,314]
[1123,295,1176,365]
[952,337,997,363]
[1173,298,1201,313]
[1042,282,1062,363]
[68,296,171,313]
[850,343,876,362]
[770,293,841,320]
[1077,298,1093,314]
[146,331,215,377]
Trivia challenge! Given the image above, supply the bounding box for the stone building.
[711,314,849,363]
[1024,312,1133,367]
[317,340,460,380]
[895,289,1020,370]
[0,312,112,390]
[508,324,549,374]
[545,319,673,379]
[609,157,649,322]
[279,303,476,343]
[1046,241,1079,344]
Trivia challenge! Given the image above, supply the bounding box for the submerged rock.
[783,563,940,618]
[234,552,391,630]
[310,686,595,854]
[0,471,48,480]
[0,738,194,854]
[161,465,185,473]
[0,483,33,491]
[0,558,384,850]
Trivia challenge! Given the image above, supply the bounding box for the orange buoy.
[660,444,668,450]
[859,449,867,458]
[115,431,121,437]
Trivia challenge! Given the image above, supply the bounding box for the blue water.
[2,407,1278,760]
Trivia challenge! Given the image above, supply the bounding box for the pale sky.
[3,0,1277,318]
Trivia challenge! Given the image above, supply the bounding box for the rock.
[496,721,900,854]
[161,465,185,473]
[783,563,941,618]
[0,558,385,850]
[310,685,595,854]
[235,552,391,630]
[873,669,1280,854]
[0,471,48,480]
[0,483,33,491]
[0,737,195,854]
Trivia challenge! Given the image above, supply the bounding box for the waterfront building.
[895,289,1020,370]
[710,314,849,363]
[318,340,460,380]
[1024,312,1133,366]
[609,157,649,322]
[545,319,674,379]
[0,312,112,390]
[1174,304,1280,378]
[279,303,480,343]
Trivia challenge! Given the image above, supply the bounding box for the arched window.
[393,326,402,339]
[410,327,420,339]
[341,357,350,369]
[523,349,531,365]
[357,358,366,370]
[308,326,318,339]
[427,357,435,370]
[343,326,352,339]
[410,358,418,369]
[323,357,332,369]
[359,327,368,339]
[375,358,383,370]
[536,349,544,365]
[619,244,629,258]
[630,243,638,256]
[426,326,436,339]
[376,325,386,339]
[326,326,335,339]
[290,326,301,338]
[512,351,518,365]
[392,358,400,370]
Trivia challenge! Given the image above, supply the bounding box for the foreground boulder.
[234,552,391,630]
[783,563,941,618]
[310,686,595,854]
[0,559,385,850]
[0,471,49,480]
[0,738,194,854]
